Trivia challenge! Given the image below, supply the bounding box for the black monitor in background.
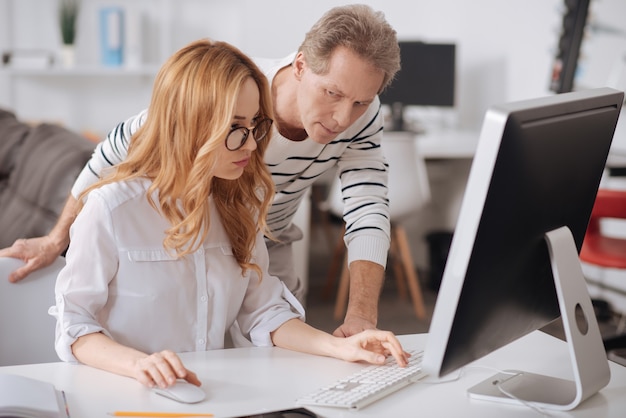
[379,41,456,131]
[422,87,624,411]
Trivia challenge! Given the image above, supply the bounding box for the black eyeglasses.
[225,118,273,151]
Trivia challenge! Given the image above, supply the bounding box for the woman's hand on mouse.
[134,349,201,388]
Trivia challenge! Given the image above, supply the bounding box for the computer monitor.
[422,87,624,410]
[379,41,456,131]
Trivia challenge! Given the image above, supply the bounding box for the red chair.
[580,188,626,365]
[581,189,626,271]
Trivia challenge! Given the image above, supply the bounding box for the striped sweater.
[71,54,391,268]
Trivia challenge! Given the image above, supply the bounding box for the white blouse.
[50,178,304,363]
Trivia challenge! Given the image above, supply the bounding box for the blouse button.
[198,339,205,345]
[200,295,207,303]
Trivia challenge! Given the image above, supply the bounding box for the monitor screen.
[379,41,456,131]
[422,87,624,410]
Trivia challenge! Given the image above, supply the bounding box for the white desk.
[417,128,480,160]
[1,331,625,418]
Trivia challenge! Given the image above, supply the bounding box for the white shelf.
[2,65,160,77]
[0,0,171,134]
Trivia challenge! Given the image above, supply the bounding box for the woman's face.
[213,77,262,180]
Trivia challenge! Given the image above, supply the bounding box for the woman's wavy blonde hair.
[79,39,275,278]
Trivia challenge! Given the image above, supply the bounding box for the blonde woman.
[50,39,407,389]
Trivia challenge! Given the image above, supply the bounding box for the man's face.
[294,47,384,144]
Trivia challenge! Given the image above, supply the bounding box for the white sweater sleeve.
[336,101,391,268]
[71,110,148,197]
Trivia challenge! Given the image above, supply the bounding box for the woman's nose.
[242,132,258,151]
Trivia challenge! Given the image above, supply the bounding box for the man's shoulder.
[253,53,296,80]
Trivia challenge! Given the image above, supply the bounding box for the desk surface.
[415,123,626,163]
[417,128,480,159]
[384,128,480,160]
[1,331,625,418]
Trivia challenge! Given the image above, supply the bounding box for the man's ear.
[292,52,306,80]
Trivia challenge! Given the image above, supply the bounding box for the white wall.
[171,0,564,130]
[239,0,563,129]
[0,0,563,134]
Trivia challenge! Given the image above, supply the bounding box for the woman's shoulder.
[88,178,151,210]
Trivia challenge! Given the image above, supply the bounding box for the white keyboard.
[296,349,426,410]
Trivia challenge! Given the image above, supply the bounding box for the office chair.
[0,256,64,365]
[322,132,431,320]
[579,188,626,365]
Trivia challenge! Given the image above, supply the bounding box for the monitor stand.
[389,102,406,132]
[467,226,611,411]
[387,102,428,134]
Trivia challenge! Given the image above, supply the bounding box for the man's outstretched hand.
[0,236,64,282]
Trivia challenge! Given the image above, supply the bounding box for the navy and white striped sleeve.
[337,101,391,268]
[71,110,148,197]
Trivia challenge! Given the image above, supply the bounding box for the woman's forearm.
[71,332,148,380]
[271,318,338,358]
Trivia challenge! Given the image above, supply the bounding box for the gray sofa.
[0,109,95,248]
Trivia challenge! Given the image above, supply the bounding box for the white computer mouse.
[152,380,207,404]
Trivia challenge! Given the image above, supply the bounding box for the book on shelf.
[0,374,69,418]
[99,6,125,67]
